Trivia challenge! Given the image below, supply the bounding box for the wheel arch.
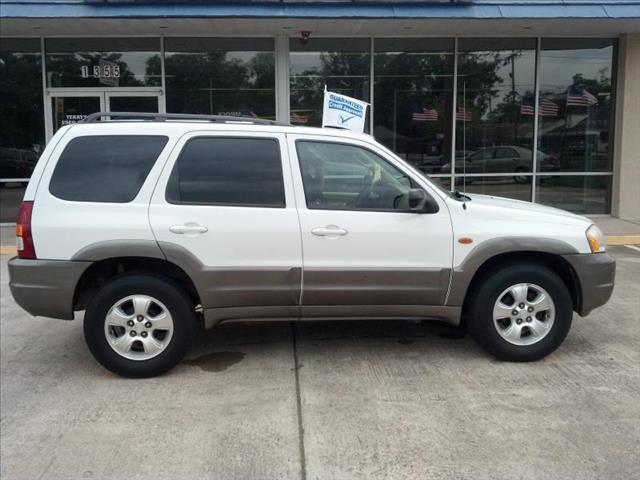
[447,238,582,319]
[462,251,580,315]
[73,256,201,312]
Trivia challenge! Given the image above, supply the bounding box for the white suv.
[9,113,615,377]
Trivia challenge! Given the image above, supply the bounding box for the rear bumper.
[562,252,616,316]
[8,257,91,320]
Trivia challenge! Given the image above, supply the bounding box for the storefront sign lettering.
[60,114,87,126]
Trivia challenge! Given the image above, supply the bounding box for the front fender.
[446,237,579,306]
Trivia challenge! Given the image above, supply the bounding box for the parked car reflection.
[0,148,38,184]
[441,146,557,183]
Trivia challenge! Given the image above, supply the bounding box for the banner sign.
[321,87,368,133]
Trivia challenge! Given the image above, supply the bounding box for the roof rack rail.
[82,112,285,126]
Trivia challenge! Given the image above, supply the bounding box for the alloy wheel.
[492,283,556,346]
[103,294,174,360]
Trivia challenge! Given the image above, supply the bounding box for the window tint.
[296,141,414,211]
[166,137,285,207]
[49,135,168,202]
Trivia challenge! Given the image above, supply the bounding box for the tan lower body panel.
[301,268,451,306]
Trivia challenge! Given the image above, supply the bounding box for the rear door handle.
[169,223,208,235]
[311,225,348,237]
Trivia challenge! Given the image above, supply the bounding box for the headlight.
[586,225,606,253]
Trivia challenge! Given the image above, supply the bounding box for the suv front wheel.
[84,274,196,378]
[467,263,573,361]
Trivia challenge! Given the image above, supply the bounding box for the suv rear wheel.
[84,274,196,378]
[467,263,573,361]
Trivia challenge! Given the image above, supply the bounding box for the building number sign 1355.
[80,63,120,79]
[80,60,121,86]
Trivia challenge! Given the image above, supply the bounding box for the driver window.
[296,140,414,211]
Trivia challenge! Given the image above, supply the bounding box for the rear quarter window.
[49,135,168,202]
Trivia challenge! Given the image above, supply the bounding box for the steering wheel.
[355,185,374,209]
[392,191,407,209]
[355,184,405,210]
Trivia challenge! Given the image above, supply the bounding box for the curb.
[0,246,17,255]
[605,235,640,246]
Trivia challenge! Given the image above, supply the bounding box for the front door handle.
[169,223,208,235]
[311,225,348,237]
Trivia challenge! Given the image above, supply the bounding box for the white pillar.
[275,35,290,124]
[612,34,640,222]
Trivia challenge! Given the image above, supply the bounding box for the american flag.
[290,111,309,124]
[521,98,559,117]
[539,98,559,117]
[412,108,438,122]
[566,87,598,107]
[520,99,535,116]
[456,107,472,122]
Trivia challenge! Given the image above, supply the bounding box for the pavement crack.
[291,322,307,480]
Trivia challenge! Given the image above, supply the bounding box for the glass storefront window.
[1,38,45,170]
[45,38,161,88]
[455,39,537,180]
[1,38,45,222]
[457,175,532,202]
[538,39,616,173]
[290,38,370,128]
[536,175,612,214]
[429,176,451,191]
[165,38,275,119]
[374,38,454,175]
[0,35,622,220]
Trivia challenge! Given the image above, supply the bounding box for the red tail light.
[16,201,36,259]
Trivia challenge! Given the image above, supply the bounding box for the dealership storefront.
[1,1,639,223]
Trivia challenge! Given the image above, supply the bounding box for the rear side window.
[165,137,285,208]
[49,135,168,203]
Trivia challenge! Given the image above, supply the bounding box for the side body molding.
[446,237,580,306]
[157,241,302,313]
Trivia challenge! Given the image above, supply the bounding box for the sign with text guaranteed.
[321,88,368,133]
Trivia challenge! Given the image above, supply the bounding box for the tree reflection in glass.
[290,38,370,128]
[373,39,454,175]
[454,39,537,180]
[165,38,275,119]
[537,39,615,173]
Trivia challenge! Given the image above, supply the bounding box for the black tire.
[466,263,573,361]
[84,274,196,378]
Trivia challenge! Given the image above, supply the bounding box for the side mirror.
[408,188,439,213]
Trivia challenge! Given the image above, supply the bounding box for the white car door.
[149,131,302,321]
[287,134,454,318]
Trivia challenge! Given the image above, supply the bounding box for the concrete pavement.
[1,247,639,479]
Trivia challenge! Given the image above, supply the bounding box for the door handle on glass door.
[169,223,208,234]
[311,225,348,237]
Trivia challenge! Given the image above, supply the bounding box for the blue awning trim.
[1,1,639,20]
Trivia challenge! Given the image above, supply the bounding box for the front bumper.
[8,257,91,320]
[562,252,616,316]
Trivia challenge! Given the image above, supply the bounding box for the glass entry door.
[51,95,104,133]
[47,90,162,139]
